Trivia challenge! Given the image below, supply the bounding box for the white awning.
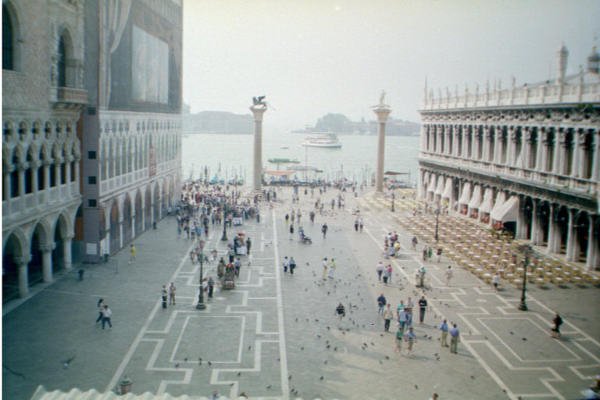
[442,177,453,199]
[491,195,519,222]
[458,182,471,204]
[479,188,494,214]
[468,185,482,209]
[427,173,435,192]
[490,191,506,217]
[435,176,445,195]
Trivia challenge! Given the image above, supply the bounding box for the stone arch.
[2,229,27,302]
[122,193,133,244]
[109,200,120,254]
[134,189,143,235]
[2,1,22,71]
[574,211,590,263]
[555,206,569,254]
[145,184,152,230]
[29,220,51,285]
[52,213,70,272]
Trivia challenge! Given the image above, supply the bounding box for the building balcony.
[51,86,88,110]
[419,151,598,197]
[2,182,80,222]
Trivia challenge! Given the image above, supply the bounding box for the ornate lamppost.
[196,240,206,310]
[221,205,228,241]
[518,244,532,311]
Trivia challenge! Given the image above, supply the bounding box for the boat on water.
[301,133,342,148]
[268,158,300,164]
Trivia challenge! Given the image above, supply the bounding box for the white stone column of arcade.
[63,234,73,270]
[373,94,391,193]
[250,101,267,192]
[40,243,54,283]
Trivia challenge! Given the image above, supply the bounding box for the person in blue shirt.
[439,319,449,347]
[449,323,460,354]
[377,294,387,315]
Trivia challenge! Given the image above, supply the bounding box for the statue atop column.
[373,90,390,109]
[252,96,267,109]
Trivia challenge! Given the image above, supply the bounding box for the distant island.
[292,113,420,136]
[183,111,253,134]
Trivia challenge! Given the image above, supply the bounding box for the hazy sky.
[183,0,600,130]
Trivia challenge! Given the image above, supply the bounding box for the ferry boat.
[301,133,342,148]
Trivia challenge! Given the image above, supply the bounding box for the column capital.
[13,255,31,265]
[39,243,55,253]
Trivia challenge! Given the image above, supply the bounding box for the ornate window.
[58,36,67,87]
[3,5,14,70]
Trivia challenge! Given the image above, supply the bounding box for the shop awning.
[468,185,482,209]
[442,177,453,199]
[491,195,519,222]
[479,188,494,214]
[490,191,506,217]
[458,182,471,205]
[435,176,445,195]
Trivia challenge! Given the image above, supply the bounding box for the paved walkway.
[3,187,600,400]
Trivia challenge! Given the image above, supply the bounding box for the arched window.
[3,5,14,70]
[58,36,67,87]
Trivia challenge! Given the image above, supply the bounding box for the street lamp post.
[221,206,228,241]
[434,208,440,242]
[518,245,531,311]
[196,240,206,310]
[391,192,395,212]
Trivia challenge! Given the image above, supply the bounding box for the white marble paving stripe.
[105,241,197,392]
[272,207,290,399]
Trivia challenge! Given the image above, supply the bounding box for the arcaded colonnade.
[417,108,599,270]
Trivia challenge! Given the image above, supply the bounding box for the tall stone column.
[16,256,30,298]
[523,127,532,169]
[507,127,516,167]
[571,129,581,178]
[565,209,577,261]
[530,200,540,245]
[250,103,267,192]
[585,215,600,271]
[515,195,527,239]
[43,162,51,190]
[18,165,26,197]
[31,161,40,195]
[40,243,54,283]
[373,100,391,193]
[535,128,544,171]
[63,234,73,270]
[546,204,556,254]
[591,130,600,181]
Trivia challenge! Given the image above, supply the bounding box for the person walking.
[551,313,563,338]
[354,218,359,232]
[321,222,328,238]
[129,244,137,264]
[418,295,428,324]
[282,256,289,273]
[412,236,418,250]
[383,303,394,332]
[445,266,453,286]
[289,223,294,240]
[386,264,393,284]
[207,277,215,299]
[322,257,328,280]
[335,302,346,320]
[358,217,364,232]
[398,309,408,333]
[376,261,384,281]
[377,293,387,315]
[161,285,168,309]
[449,323,460,353]
[395,326,404,353]
[492,273,500,291]
[101,304,113,329]
[246,237,252,255]
[168,282,176,306]
[405,326,417,355]
[328,258,336,279]
[95,298,105,324]
[289,257,297,275]
[439,319,449,347]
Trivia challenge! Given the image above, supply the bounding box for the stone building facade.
[2,0,87,301]
[2,0,183,300]
[80,0,182,262]
[418,45,600,270]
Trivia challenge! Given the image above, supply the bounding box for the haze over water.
[182,133,420,185]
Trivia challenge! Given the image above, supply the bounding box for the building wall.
[2,0,87,301]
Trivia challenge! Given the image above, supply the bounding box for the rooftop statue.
[252,96,266,106]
